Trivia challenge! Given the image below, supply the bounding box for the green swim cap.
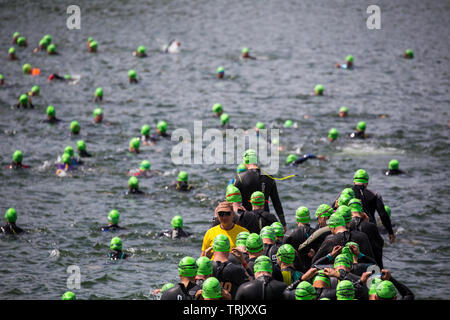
[23,63,32,74]
[13,32,20,39]
[336,280,355,300]
[260,226,276,241]
[339,106,348,113]
[236,231,250,247]
[242,47,249,54]
[95,87,103,97]
[384,205,391,217]
[89,41,98,49]
[128,176,139,189]
[64,146,74,157]
[87,37,94,43]
[225,184,242,203]
[253,255,273,273]
[296,206,311,224]
[314,84,324,95]
[110,236,122,251]
[277,244,296,264]
[93,107,103,117]
[178,256,198,277]
[177,171,188,182]
[196,256,213,276]
[328,128,338,141]
[315,204,333,218]
[353,169,369,184]
[44,34,52,44]
[137,45,146,54]
[337,194,351,207]
[313,270,331,287]
[405,49,414,59]
[5,208,17,223]
[108,209,120,225]
[346,55,354,63]
[128,69,137,79]
[157,120,168,133]
[368,277,383,295]
[212,103,223,114]
[61,153,71,164]
[246,233,264,253]
[9,47,15,54]
[284,120,293,128]
[76,140,86,152]
[17,36,26,46]
[255,121,265,129]
[335,205,352,224]
[243,149,258,164]
[286,154,299,165]
[0,74,3,80]
[213,234,230,252]
[216,66,225,74]
[348,198,363,213]
[46,105,55,117]
[12,150,23,163]
[31,85,40,94]
[62,291,76,300]
[202,277,222,299]
[19,94,28,105]
[389,159,399,170]
[39,38,47,47]
[295,281,316,300]
[141,124,150,136]
[356,121,366,132]
[161,283,175,293]
[376,280,397,299]
[140,160,151,171]
[341,246,354,262]
[129,137,140,151]
[171,215,183,229]
[341,187,355,198]
[70,121,81,134]
[220,113,229,125]
[64,74,71,80]
[250,191,265,206]
[271,222,284,237]
[47,44,56,53]
[236,163,247,173]
[334,254,352,269]
[327,214,346,229]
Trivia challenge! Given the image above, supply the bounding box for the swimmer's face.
[217,73,224,79]
[339,111,347,118]
[94,115,103,123]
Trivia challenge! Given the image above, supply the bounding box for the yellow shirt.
[201,224,249,253]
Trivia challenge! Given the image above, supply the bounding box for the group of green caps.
[60,142,87,163]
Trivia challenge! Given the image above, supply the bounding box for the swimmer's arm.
[390,276,415,300]
[269,182,286,227]
[375,194,395,239]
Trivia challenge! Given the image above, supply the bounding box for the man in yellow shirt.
[202,202,249,256]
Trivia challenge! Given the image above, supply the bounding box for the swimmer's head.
[284,120,293,128]
[327,214,346,231]
[64,146,74,157]
[216,66,224,78]
[89,40,98,51]
[43,34,52,44]
[356,121,366,132]
[110,236,122,251]
[376,280,397,300]
[260,226,276,242]
[353,169,369,184]
[250,191,265,207]
[95,87,103,98]
[141,124,150,137]
[336,280,355,300]
[93,108,103,123]
[70,121,81,135]
[128,69,137,80]
[61,153,71,164]
[171,215,183,229]
[296,206,311,224]
[5,208,17,223]
[64,74,71,80]
[23,63,32,74]
[128,176,139,190]
[31,85,40,95]
[348,198,363,213]
[137,45,146,55]
[108,209,120,225]
[129,137,140,152]
[341,187,355,198]
[196,256,213,276]
[47,44,56,54]
[254,255,273,274]
[313,270,331,288]
[295,281,316,300]
[87,37,94,43]
[255,121,265,130]
[286,154,298,165]
[9,47,16,55]
[404,49,414,59]
[157,120,167,134]
[12,150,23,164]
[76,140,86,152]
[140,160,151,171]
[315,204,333,219]
[243,149,258,165]
[225,184,242,203]
[246,233,264,253]
[178,256,198,278]
[242,47,249,58]
[39,38,48,49]
[220,113,229,125]
[236,231,250,247]
[177,171,188,182]
[337,193,351,207]
[277,244,296,264]
[213,234,231,253]
[389,159,399,171]
[335,205,352,224]
[212,103,223,115]
[13,32,20,41]
[62,291,76,300]
[328,128,338,141]
[346,55,354,65]
[202,277,222,300]
[339,106,348,117]
[236,163,247,173]
[19,94,28,105]
[271,222,285,238]
[314,84,324,95]
[17,36,26,47]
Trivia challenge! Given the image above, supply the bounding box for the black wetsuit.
[15,102,34,109]
[237,209,278,234]
[312,230,374,265]
[108,250,129,260]
[140,135,158,144]
[283,279,336,300]
[78,150,92,157]
[234,168,286,227]
[228,251,249,265]
[8,162,29,169]
[335,269,369,300]
[1,223,24,235]
[158,228,191,239]
[43,117,61,124]
[297,226,331,266]
[349,131,365,139]
[313,255,377,276]
[385,169,405,176]
[101,224,126,232]
[161,281,198,300]
[125,189,144,195]
[284,224,315,271]
[235,275,287,300]
[212,260,249,299]
[350,216,384,268]
[170,181,193,192]
[290,154,318,166]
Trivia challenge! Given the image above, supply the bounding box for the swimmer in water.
[15,94,34,108]
[8,47,17,60]
[169,171,194,192]
[101,210,126,232]
[70,121,81,136]
[1,208,24,235]
[241,47,256,60]
[22,63,32,75]
[128,160,161,177]
[216,66,225,79]
[156,120,169,137]
[86,37,94,49]
[94,87,103,102]
[0,74,4,85]
[129,137,140,154]
[212,103,223,117]
[88,40,98,53]
[286,153,327,166]
[76,140,92,158]
[404,49,414,59]
[328,128,339,142]
[158,215,191,239]
[64,145,83,166]
[126,176,144,195]
[108,237,129,260]
[29,85,40,96]
[12,32,20,44]
[62,291,76,300]
[339,107,348,118]
[133,45,147,57]
[55,153,74,175]
[283,120,294,129]
[314,84,324,96]
[160,257,199,300]
[48,73,72,82]
[47,44,57,55]
[8,150,30,169]
[128,69,138,84]
[139,125,157,146]
[33,35,52,52]
[17,36,27,47]
[93,108,103,124]
[163,39,181,54]
[349,121,367,139]
[385,159,405,176]
[220,113,234,129]
[336,55,354,69]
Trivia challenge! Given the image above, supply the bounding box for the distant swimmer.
[128,69,138,84]
[156,120,169,137]
[76,140,92,158]
[14,94,34,108]
[93,107,103,124]
[328,128,339,142]
[62,291,76,300]
[349,121,367,139]
[8,47,17,60]
[1,208,24,235]
[12,32,21,44]
[16,36,27,47]
[314,84,324,96]
[47,73,72,82]
[163,39,181,54]
[169,171,194,192]
[86,37,94,49]
[160,256,199,300]
[101,210,126,232]
[336,55,354,69]
[133,45,147,57]
[339,106,349,118]
[0,74,4,85]
[129,137,140,154]
[159,215,191,239]
[94,87,103,102]
[108,237,129,260]
[55,153,75,175]
[216,66,225,79]
[241,48,256,60]
[403,49,414,59]
[220,113,234,129]
[29,85,40,96]
[70,121,81,136]
[126,176,144,195]
[8,150,30,169]
[139,124,157,146]
[286,153,327,166]
[88,40,98,53]
[212,103,223,117]
[46,44,57,55]
[385,159,405,176]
